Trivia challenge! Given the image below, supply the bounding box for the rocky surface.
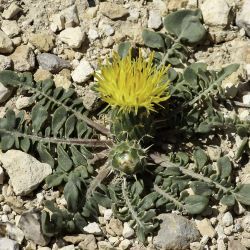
[0,0,249,249]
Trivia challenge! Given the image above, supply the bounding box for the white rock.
[236,0,250,37]
[1,20,20,38]
[5,222,25,244]
[128,8,140,22]
[83,222,102,235]
[0,166,4,184]
[243,93,250,105]
[195,218,216,238]
[61,5,79,28]
[217,239,226,250]
[59,245,75,250]
[71,59,94,84]
[0,82,12,103]
[0,30,14,54]
[122,222,135,239]
[2,3,22,19]
[99,24,115,36]
[119,239,131,250]
[148,10,162,30]
[242,214,250,232]
[104,209,113,221]
[200,0,231,28]
[50,14,65,32]
[2,214,9,222]
[0,238,19,250]
[222,212,234,227]
[0,150,52,196]
[58,27,85,49]
[0,55,12,70]
[88,28,99,41]
[3,204,11,213]
[15,96,31,110]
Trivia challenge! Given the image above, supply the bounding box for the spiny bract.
[95,50,171,114]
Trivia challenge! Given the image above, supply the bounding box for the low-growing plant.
[0,8,250,243]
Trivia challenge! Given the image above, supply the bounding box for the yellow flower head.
[95,50,171,114]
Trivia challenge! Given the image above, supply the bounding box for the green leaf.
[57,144,73,172]
[220,194,235,206]
[196,122,212,133]
[164,9,206,44]
[217,156,232,179]
[32,104,48,133]
[193,148,208,170]
[46,173,65,188]
[20,137,30,152]
[70,146,87,166]
[37,143,55,168]
[234,184,250,206]
[65,114,76,138]
[235,137,248,160]
[1,134,14,150]
[190,181,212,196]
[184,195,209,214]
[142,29,165,49]
[183,67,197,85]
[0,70,22,87]
[118,42,131,58]
[52,106,67,135]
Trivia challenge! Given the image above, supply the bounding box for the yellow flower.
[95,50,171,114]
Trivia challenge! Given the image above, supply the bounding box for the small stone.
[228,239,247,250]
[0,237,19,250]
[122,222,135,239]
[2,3,22,20]
[0,222,25,244]
[153,214,200,250]
[242,214,250,232]
[11,37,22,47]
[88,28,99,41]
[217,239,226,250]
[195,218,216,238]
[236,0,250,37]
[128,8,140,22]
[99,24,115,37]
[37,53,71,73]
[167,0,188,11]
[81,83,99,111]
[119,239,131,250]
[59,245,75,250]
[50,14,65,32]
[0,30,14,54]
[0,150,52,196]
[108,236,119,245]
[190,242,202,250]
[83,222,102,235]
[2,214,9,223]
[108,218,123,236]
[0,55,12,70]
[243,93,250,106]
[97,241,114,250]
[99,2,129,20]
[63,234,87,244]
[37,248,51,250]
[18,211,50,246]
[54,74,71,89]
[78,235,97,250]
[15,96,31,110]
[29,32,55,52]
[0,166,4,184]
[206,146,221,161]
[0,82,12,103]
[222,212,233,227]
[34,69,52,82]
[200,0,231,28]
[58,27,85,49]
[148,10,162,30]
[241,238,250,248]
[3,204,11,213]
[86,6,99,18]
[10,45,35,71]
[234,201,246,215]
[71,59,94,84]
[61,5,79,28]
[104,209,113,221]
[215,224,226,240]
[102,37,114,48]
[223,225,234,236]
[1,20,20,38]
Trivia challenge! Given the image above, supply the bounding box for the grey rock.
[0,238,19,250]
[0,55,12,70]
[18,211,50,246]
[37,53,71,73]
[61,5,79,28]
[2,3,22,20]
[148,10,162,30]
[236,0,250,37]
[0,30,14,54]
[153,214,200,250]
[200,0,231,28]
[0,82,12,103]
[0,150,52,196]
[1,20,20,38]
[10,45,35,72]
[108,218,123,236]
[228,239,247,250]
[58,27,85,49]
